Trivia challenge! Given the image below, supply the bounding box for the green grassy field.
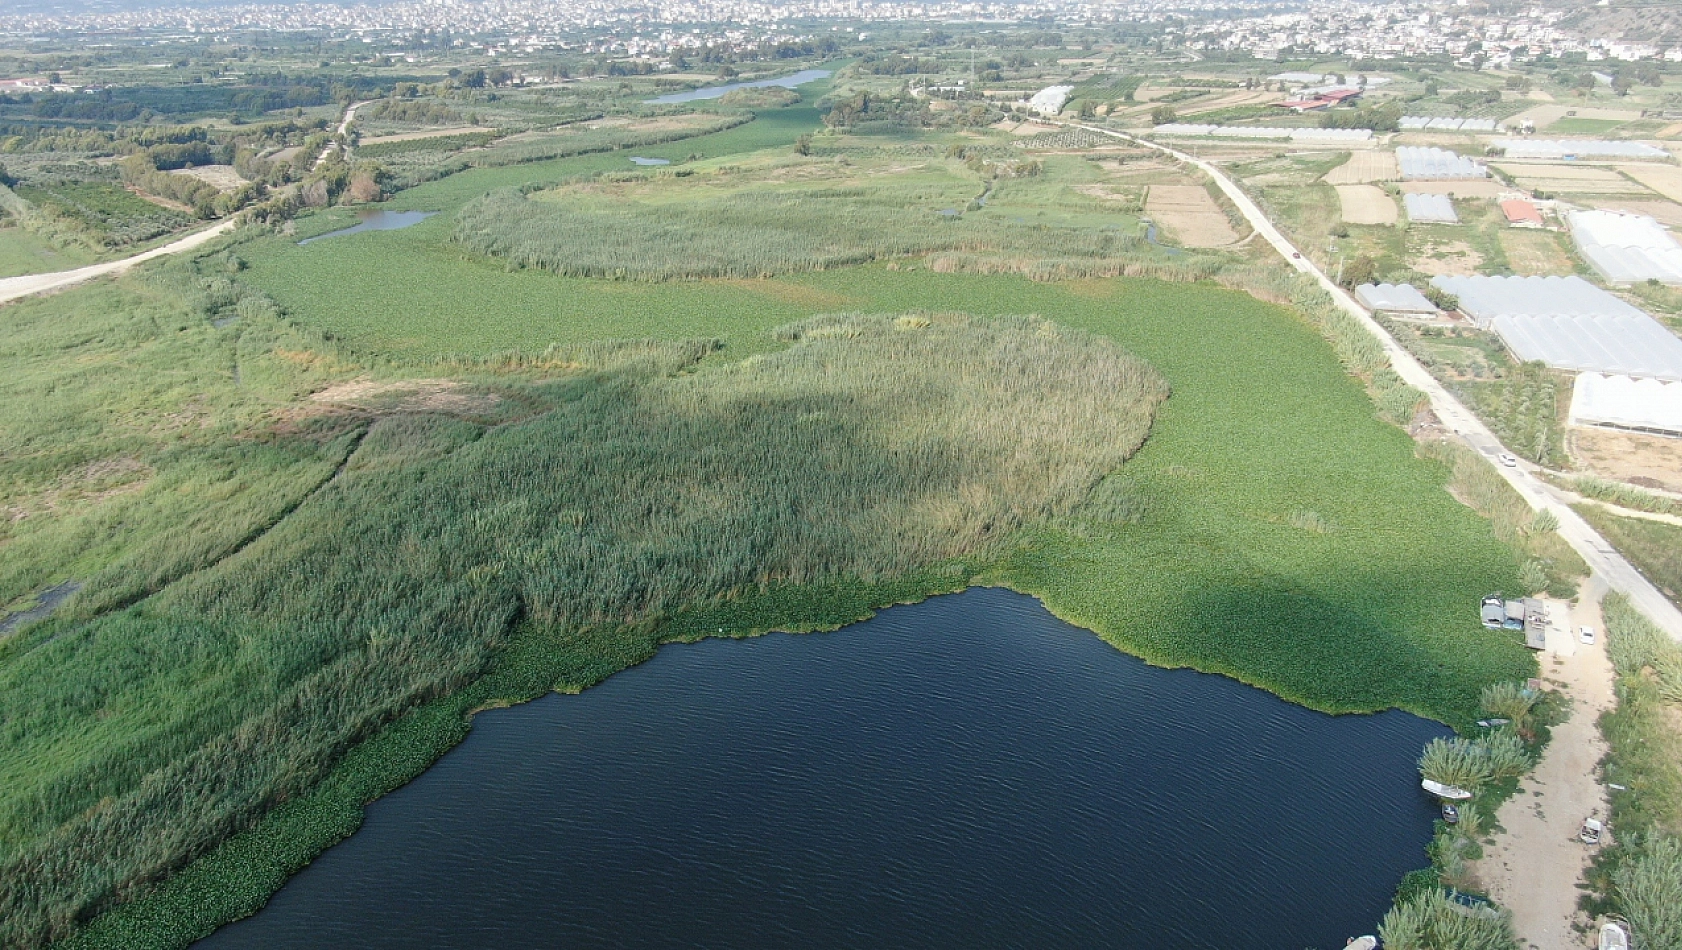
[0,227,96,278]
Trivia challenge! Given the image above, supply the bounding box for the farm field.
[1144,183,1238,246]
[1323,150,1399,185]
[1336,184,1398,225]
[1586,198,1682,228]
[1617,163,1682,204]
[1498,228,1577,276]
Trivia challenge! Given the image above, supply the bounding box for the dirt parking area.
[1569,427,1682,493]
[1144,184,1238,247]
[1324,151,1400,184]
[1334,184,1398,225]
[1471,591,1615,950]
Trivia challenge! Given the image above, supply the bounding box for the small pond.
[629,156,671,166]
[644,68,832,104]
[196,587,1445,949]
[298,210,436,245]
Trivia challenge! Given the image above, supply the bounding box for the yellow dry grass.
[1144,184,1239,247]
[1335,184,1398,225]
[1619,164,1682,204]
[1324,151,1400,184]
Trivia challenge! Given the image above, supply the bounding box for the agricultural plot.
[1335,185,1398,226]
[168,165,247,192]
[1144,184,1238,247]
[1495,163,1651,196]
[1618,163,1682,204]
[1323,151,1400,185]
[1586,199,1682,229]
[1401,180,1509,199]
[1498,229,1578,276]
[0,226,95,278]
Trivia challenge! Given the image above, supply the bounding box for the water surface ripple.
[197,587,1446,949]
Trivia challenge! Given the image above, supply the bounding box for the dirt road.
[0,219,237,305]
[1473,587,1615,950]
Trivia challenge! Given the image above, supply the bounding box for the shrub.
[1614,833,1682,949]
[1378,888,1520,950]
[1420,737,1492,790]
[1481,729,1532,780]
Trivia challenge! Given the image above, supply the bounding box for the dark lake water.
[644,68,831,104]
[298,210,436,245]
[196,587,1445,950]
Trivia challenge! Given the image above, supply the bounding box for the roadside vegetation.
[1589,597,1682,944]
[1575,508,1682,605]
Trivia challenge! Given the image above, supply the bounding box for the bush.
[1378,888,1519,950]
[1420,737,1493,790]
[1614,833,1682,949]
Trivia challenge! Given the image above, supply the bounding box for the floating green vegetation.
[451,160,1148,281]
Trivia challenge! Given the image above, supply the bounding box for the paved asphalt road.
[1075,122,1682,641]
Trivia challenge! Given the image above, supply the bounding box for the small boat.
[1600,921,1629,950]
[1345,937,1377,950]
[1423,778,1474,800]
[1442,803,1460,824]
[1476,718,1510,728]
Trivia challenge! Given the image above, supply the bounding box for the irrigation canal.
[196,587,1446,949]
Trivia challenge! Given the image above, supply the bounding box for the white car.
[1498,453,1520,468]
[1581,626,1596,645]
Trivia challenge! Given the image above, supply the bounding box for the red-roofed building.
[1273,87,1363,113]
[1501,199,1545,228]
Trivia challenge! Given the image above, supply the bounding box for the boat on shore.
[1422,778,1473,800]
[1600,921,1629,950]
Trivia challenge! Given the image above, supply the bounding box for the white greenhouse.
[1356,283,1439,313]
[1404,193,1459,224]
[1429,275,1682,380]
[1396,147,1486,180]
[1569,210,1682,285]
[1569,374,1682,437]
[1494,139,1667,160]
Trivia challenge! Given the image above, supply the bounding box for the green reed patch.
[0,313,1165,949]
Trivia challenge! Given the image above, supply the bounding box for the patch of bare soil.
[1411,239,1483,276]
[1145,184,1238,247]
[358,127,480,145]
[310,378,501,416]
[1569,427,1682,494]
[168,165,248,192]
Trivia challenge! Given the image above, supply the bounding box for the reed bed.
[0,313,1165,948]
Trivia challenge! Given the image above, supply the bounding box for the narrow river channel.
[197,587,1446,949]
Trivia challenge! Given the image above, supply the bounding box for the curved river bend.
[198,587,1446,949]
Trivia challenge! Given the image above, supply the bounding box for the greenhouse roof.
[1569,374,1682,435]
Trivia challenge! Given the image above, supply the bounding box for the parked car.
[1581,626,1596,645]
[1498,453,1519,468]
[1581,817,1603,845]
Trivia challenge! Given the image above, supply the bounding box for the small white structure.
[1570,210,1682,284]
[1404,193,1459,224]
[1027,85,1074,117]
[1397,146,1486,180]
[1356,282,1440,314]
[1495,138,1668,160]
[1570,373,1682,437]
